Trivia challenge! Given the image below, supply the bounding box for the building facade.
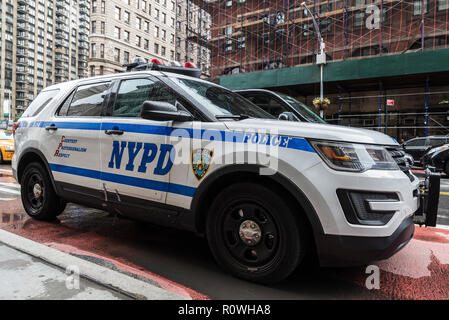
[0,0,90,121]
[88,0,211,77]
[197,0,449,139]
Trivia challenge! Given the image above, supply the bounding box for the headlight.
[310,140,399,172]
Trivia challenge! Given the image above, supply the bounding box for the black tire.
[0,151,3,164]
[206,182,307,284]
[20,161,66,220]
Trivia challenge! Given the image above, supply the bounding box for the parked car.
[401,136,449,165]
[234,89,326,124]
[0,130,14,163]
[421,144,449,174]
[12,59,437,284]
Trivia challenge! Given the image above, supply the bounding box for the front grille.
[386,146,415,182]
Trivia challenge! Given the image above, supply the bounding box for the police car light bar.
[123,57,201,78]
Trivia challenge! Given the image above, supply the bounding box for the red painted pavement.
[0,199,208,300]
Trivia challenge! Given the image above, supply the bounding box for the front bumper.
[317,216,414,266]
[311,168,440,267]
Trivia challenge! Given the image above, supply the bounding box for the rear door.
[42,81,111,195]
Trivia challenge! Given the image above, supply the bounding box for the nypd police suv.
[12,60,439,284]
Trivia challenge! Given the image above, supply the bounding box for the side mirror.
[278,111,296,121]
[141,101,193,122]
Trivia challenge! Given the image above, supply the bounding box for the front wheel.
[20,162,66,220]
[206,182,307,284]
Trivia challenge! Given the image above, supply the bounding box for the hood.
[223,119,398,146]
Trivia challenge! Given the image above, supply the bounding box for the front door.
[99,77,185,205]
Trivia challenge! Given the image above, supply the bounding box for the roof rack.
[123,57,202,78]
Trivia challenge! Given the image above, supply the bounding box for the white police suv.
[12,60,439,284]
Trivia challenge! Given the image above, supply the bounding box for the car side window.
[429,138,446,147]
[405,139,423,147]
[242,93,288,118]
[112,78,178,118]
[57,90,76,116]
[64,82,110,117]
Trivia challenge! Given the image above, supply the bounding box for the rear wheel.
[20,162,66,220]
[206,182,307,284]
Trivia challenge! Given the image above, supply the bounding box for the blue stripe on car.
[49,163,197,197]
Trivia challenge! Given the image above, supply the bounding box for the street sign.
[387,99,395,107]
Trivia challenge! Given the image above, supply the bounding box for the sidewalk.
[0,242,130,300]
[0,229,188,300]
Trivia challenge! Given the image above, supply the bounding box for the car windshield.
[0,131,13,140]
[275,92,326,124]
[170,77,275,120]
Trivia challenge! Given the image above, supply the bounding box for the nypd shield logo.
[192,149,213,181]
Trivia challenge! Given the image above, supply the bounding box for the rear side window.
[21,89,60,118]
[429,138,446,147]
[60,82,110,117]
[405,139,425,147]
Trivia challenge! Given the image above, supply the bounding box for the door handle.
[45,124,58,131]
[105,129,124,135]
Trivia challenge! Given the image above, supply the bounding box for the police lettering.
[243,133,291,147]
[108,141,174,176]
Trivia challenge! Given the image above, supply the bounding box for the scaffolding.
[189,0,449,77]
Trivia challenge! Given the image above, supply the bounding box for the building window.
[92,0,97,13]
[114,26,121,39]
[124,11,130,24]
[124,30,130,42]
[136,35,141,47]
[90,66,95,77]
[154,26,159,38]
[144,39,149,50]
[438,0,449,10]
[114,48,120,62]
[91,21,97,33]
[115,7,121,20]
[100,44,104,58]
[161,46,166,56]
[101,1,106,14]
[414,0,428,15]
[144,21,150,33]
[136,17,142,29]
[101,21,105,34]
[91,43,96,58]
[154,43,159,54]
[124,51,130,63]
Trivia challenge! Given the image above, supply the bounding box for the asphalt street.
[0,162,448,300]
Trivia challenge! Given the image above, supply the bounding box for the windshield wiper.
[215,114,252,120]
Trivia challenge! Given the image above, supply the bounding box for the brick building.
[195,0,449,139]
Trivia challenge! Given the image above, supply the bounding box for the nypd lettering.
[108,140,175,176]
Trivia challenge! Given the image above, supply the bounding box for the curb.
[0,229,186,300]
